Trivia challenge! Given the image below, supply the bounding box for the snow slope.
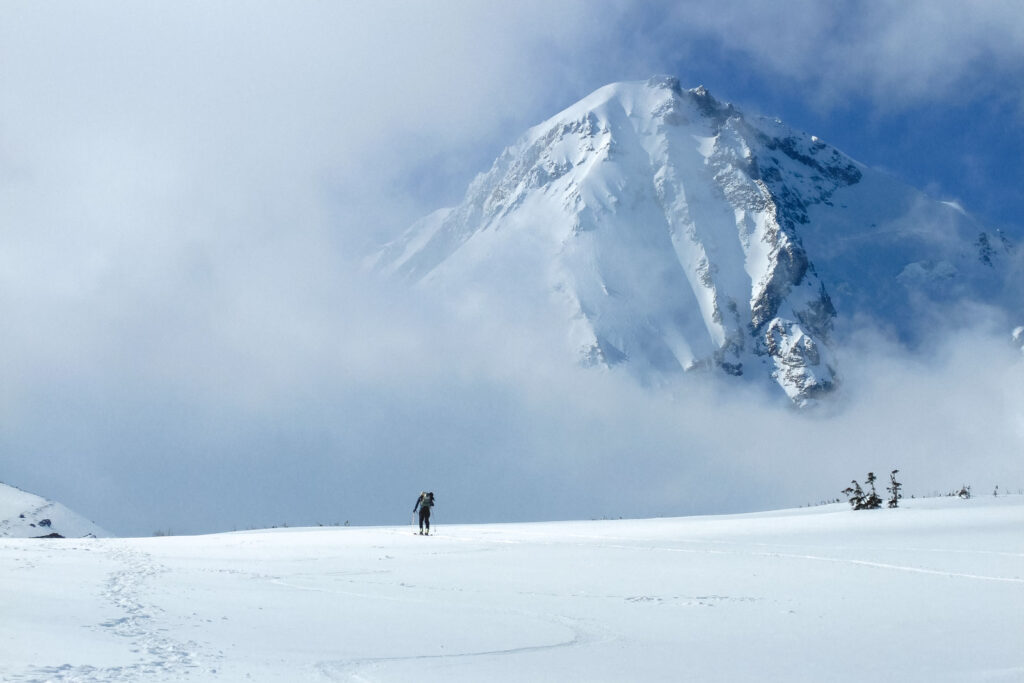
[1,496,1021,681]
[0,482,110,539]
[375,77,1016,403]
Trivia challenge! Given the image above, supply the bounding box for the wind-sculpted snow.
[376,77,1016,403]
[1,497,1022,681]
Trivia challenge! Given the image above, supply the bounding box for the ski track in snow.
[606,542,1024,584]
[313,613,611,683]
[8,542,221,683]
[267,552,616,682]
[769,553,1024,582]
[437,529,1024,584]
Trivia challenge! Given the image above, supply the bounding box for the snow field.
[1,496,1021,681]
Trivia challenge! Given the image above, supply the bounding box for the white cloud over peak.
[1,2,1021,534]
[668,0,1024,109]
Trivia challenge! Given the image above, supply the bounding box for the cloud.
[4,242,1023,534]
[660,0,1024,110]
[2,2,1022,535]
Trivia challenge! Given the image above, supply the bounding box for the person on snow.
[413,491,435,535]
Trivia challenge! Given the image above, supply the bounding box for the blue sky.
[380,1,1024,242]
[655,6,1024,234]
[2,1,1023,535]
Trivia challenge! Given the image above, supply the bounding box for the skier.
[413,491,435,535]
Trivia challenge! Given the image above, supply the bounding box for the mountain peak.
[646,74,683,93]
[375,78,1012,403]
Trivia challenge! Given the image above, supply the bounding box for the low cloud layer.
[4,262,1021,535]
[2,3,1022,534]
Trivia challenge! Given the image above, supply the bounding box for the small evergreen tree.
[843,472,884,510]
[863,472,883,509]
[842,480,865,509]
[887,469,903,509]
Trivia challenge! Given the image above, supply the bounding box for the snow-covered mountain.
[0,482,110,538]
[375,77,1016,403]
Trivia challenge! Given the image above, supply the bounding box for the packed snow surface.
[2,496,1021,682]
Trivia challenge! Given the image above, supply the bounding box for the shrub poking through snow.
[843,472,884,510]
[842,480,865,509]
[863,472,883,509]
[887,470,903,509]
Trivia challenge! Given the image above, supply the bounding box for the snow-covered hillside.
[1,496,1021,681]
[375,77,1016,403]
[0,482,110,539]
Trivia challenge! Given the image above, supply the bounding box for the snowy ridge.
[376,77,1015,403]
[0,482,110,538]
